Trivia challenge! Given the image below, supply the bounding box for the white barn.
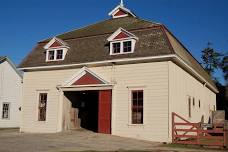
[19,2,217,142]
[0,56,22,128]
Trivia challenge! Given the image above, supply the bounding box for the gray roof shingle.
[18,16,217,92]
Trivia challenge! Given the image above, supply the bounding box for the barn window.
[123,41,132,52]
[111,40,135,55]
[112,42,121,54]
[38,93,47,121]
[56,49,63,59]
[188,97,191,118]
[108,28,138,55]
[46,48,67,61]
[44,37,69,62]
[48,50,55,60]
[132,90,143,124]
[199,100,201,108]
[193,97,195,106]
[2,103,10,119]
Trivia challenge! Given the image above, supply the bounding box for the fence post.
[224,130,227,147]
[172,112,174,143]
[197,123,200,145]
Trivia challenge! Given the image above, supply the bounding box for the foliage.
[220,52,228,85]
[201,43,222,76]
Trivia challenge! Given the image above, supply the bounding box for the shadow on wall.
[216,86,228,120]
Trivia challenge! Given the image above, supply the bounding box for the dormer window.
[56,49,63,60]
[113,42,121,54]
[48,50,55,60]
[46,49,64,61]
[107,28,138,55]
[44,37,69,62]
[123,41,132,52]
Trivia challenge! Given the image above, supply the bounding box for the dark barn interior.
[64,91,99,132]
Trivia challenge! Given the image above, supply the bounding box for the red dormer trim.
[108,2,136,19]
[113,32,130,40]
[49,41,62,48]
[107,27,138,42]
[113,9,127,17]
[72,71,104,85]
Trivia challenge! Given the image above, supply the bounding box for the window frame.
[48,50,55,60]
[2,102,10,120]
[123,41,132,53]
[37,92,48,122]
[112,42,121,54]
[110,39,136,55]
[46,48,67,62]
[56,49,63,60]
[127,87,145,126]
[131,90,144,124]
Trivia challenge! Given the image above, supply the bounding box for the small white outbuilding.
[0,56,22,128]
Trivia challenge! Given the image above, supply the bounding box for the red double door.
[98,90,112,134]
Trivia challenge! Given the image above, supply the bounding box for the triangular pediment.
[114,32,130,40]
[62,67,108,86]
[113,9,128,17]
[107,27,138,41]
[108,1,136,18]
[44,37,68,49]
[49,40,62,48]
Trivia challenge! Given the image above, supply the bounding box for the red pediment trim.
[72,71,104,85]
[114,32,129,40]
[49,40,62,48]
[113,9,127,17]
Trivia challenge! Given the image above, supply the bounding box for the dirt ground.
[0,129,226,152]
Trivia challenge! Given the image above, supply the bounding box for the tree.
[201,43,222,76]
[220,52,228,85]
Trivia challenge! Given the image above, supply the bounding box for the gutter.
[18,55,175,70]
[174,55,218,93]
[18,54,218,93]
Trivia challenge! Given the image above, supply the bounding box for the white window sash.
[2,102,10,120]
[46,48,67,62]
[110,39,136,55]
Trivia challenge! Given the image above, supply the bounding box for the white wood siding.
[21,62,169,142]
[0,61,22,128]
[168,61,216,141]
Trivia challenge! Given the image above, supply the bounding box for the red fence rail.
[172,112,227,147]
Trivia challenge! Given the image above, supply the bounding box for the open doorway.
[63,90,112,134]
[64,91,99,132]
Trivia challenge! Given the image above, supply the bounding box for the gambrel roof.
[18,16,218,93]
[19,17,166,68]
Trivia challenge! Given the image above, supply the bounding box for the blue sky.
[0,0,227,83]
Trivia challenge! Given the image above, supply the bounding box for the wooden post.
[197,123,200,145]
[224,130,227,147]
[172,112,175,143]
